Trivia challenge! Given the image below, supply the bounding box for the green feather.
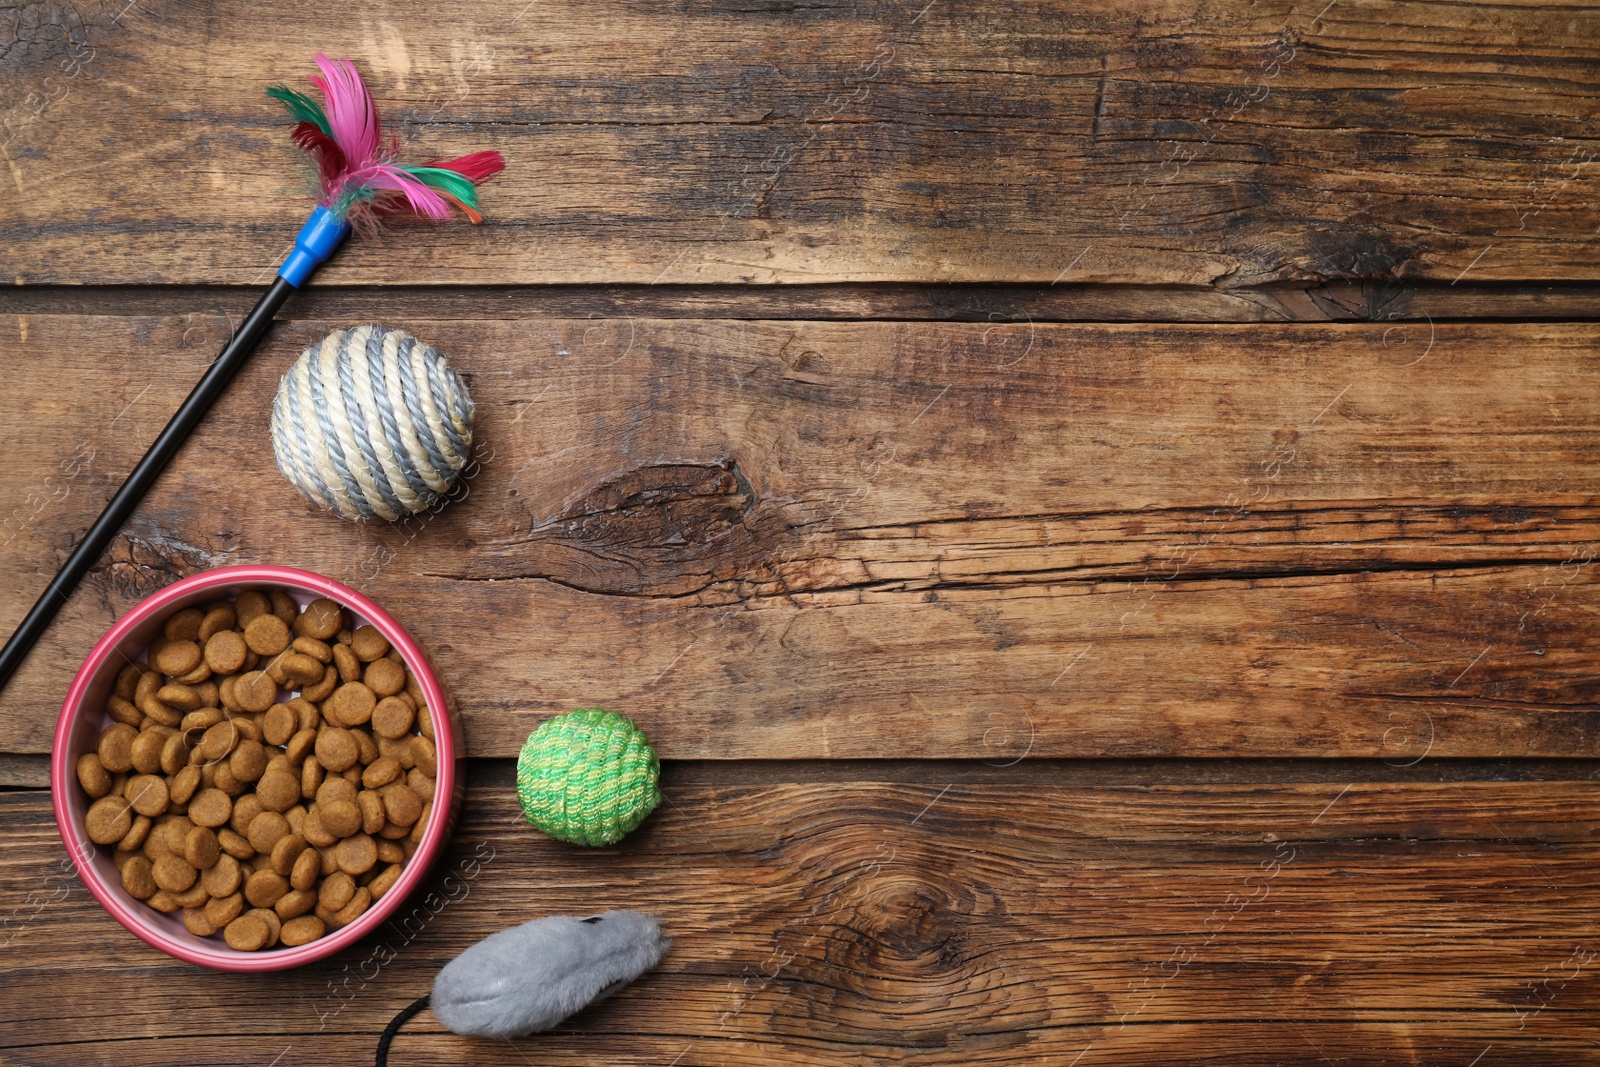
[266,86,331,137]
[402,166,484,209]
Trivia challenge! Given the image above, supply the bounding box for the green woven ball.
[516,708,661,847]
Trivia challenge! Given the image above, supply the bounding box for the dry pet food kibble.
[78,590,438,951]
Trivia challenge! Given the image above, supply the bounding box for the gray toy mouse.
[375,911,669,1064]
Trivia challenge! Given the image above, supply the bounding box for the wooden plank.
[4,778,1599,1064]
[3,0,1599,285]
[4,314,1600,758]
[9,282,1600,325]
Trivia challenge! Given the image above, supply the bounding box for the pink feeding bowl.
[51,564,462,971]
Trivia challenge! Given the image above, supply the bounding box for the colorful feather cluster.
[268,54,504,224]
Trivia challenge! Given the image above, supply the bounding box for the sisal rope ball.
[271,324,475,522]
[516,709,661,847]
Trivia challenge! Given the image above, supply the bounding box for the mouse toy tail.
[375,993,431,1067]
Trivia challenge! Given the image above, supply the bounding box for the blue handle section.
[277,206,352,287]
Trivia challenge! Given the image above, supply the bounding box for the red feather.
[422,150,506,185]
[289,121,349,186]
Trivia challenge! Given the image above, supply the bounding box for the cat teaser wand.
[0,54,504,692]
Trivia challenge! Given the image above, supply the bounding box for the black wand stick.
[0,209,348,694]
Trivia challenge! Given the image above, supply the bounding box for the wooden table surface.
[4,1,1600,1063]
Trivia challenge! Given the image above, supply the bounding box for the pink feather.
[338,164,455,220]
[308,53,381,170]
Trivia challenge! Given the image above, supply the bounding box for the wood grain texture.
[4,777,1600,1065]
[3,314,1598,759]
[3,0,1599,285]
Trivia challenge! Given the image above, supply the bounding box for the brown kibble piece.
[368,863,403,900]
[262,704,297,747]
[278,652,323,687]
[361,756,402,790]
[270,832,308,876]
[77,753,111,798]
[97,723,137,773]
[204,630,247,674]
[314,728,359,772]
[212,761,245,799]
[173,880,210,909]
[115,663,145,701]
[218,830,253,862]
[117,815,152,852]
[244,869,289,908]
[251,905,283,944]
[202,852,242,897]
[204,891,244,927]
[224,913,270,951]
[407,768,435,804]
[234,670,277,713]
[199,605,235,642]
[410,735,437,778]
[187,788,232,828]
[152,854,197,893]
[293,636,333,663]
[247,811,291,854]
[281,914,326,946]
[173,661,212,686]
[316,776,356,808]
[244,613,291,657]
[129,729,167,774]
[318,871,356,911]
[326,683,376,727]
[375,839,404,865]
[301,755,323,800]
[332,643,361,685]
[230,794,266,836]
[105,694,143,726]
[319,799,362,838]
[269,588,298,624]
[182,907,218,937]
[302,808,337,848]
[184,826,220,869]
[380,783,422,827]
[357,791,386,835]
[284,850,316,894]
[351,729,378,765]
[274,887,317,920]
[153,639,202,677]
[193,720,240,764]
[181,707,223,735]
[160,732,190,776]
[331,886,371,928]
[145,890,182,913]
[348,625,389,662]
[334,833,377,876]
[255,769,300,813]
[230,738,267,783]
[121,855,157,899]
[363,658,405,698]
[86,795,133,844]
[301,597,344,639]
[156,683,202,712]
[164,608,204,642]
[285,727,317,766]
[370,697,414,739]
[235,590,271,626]
[125,774,170,817]
[301,665,338,703]
[168,766,201,806]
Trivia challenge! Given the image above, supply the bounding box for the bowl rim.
[51,563,458,972]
